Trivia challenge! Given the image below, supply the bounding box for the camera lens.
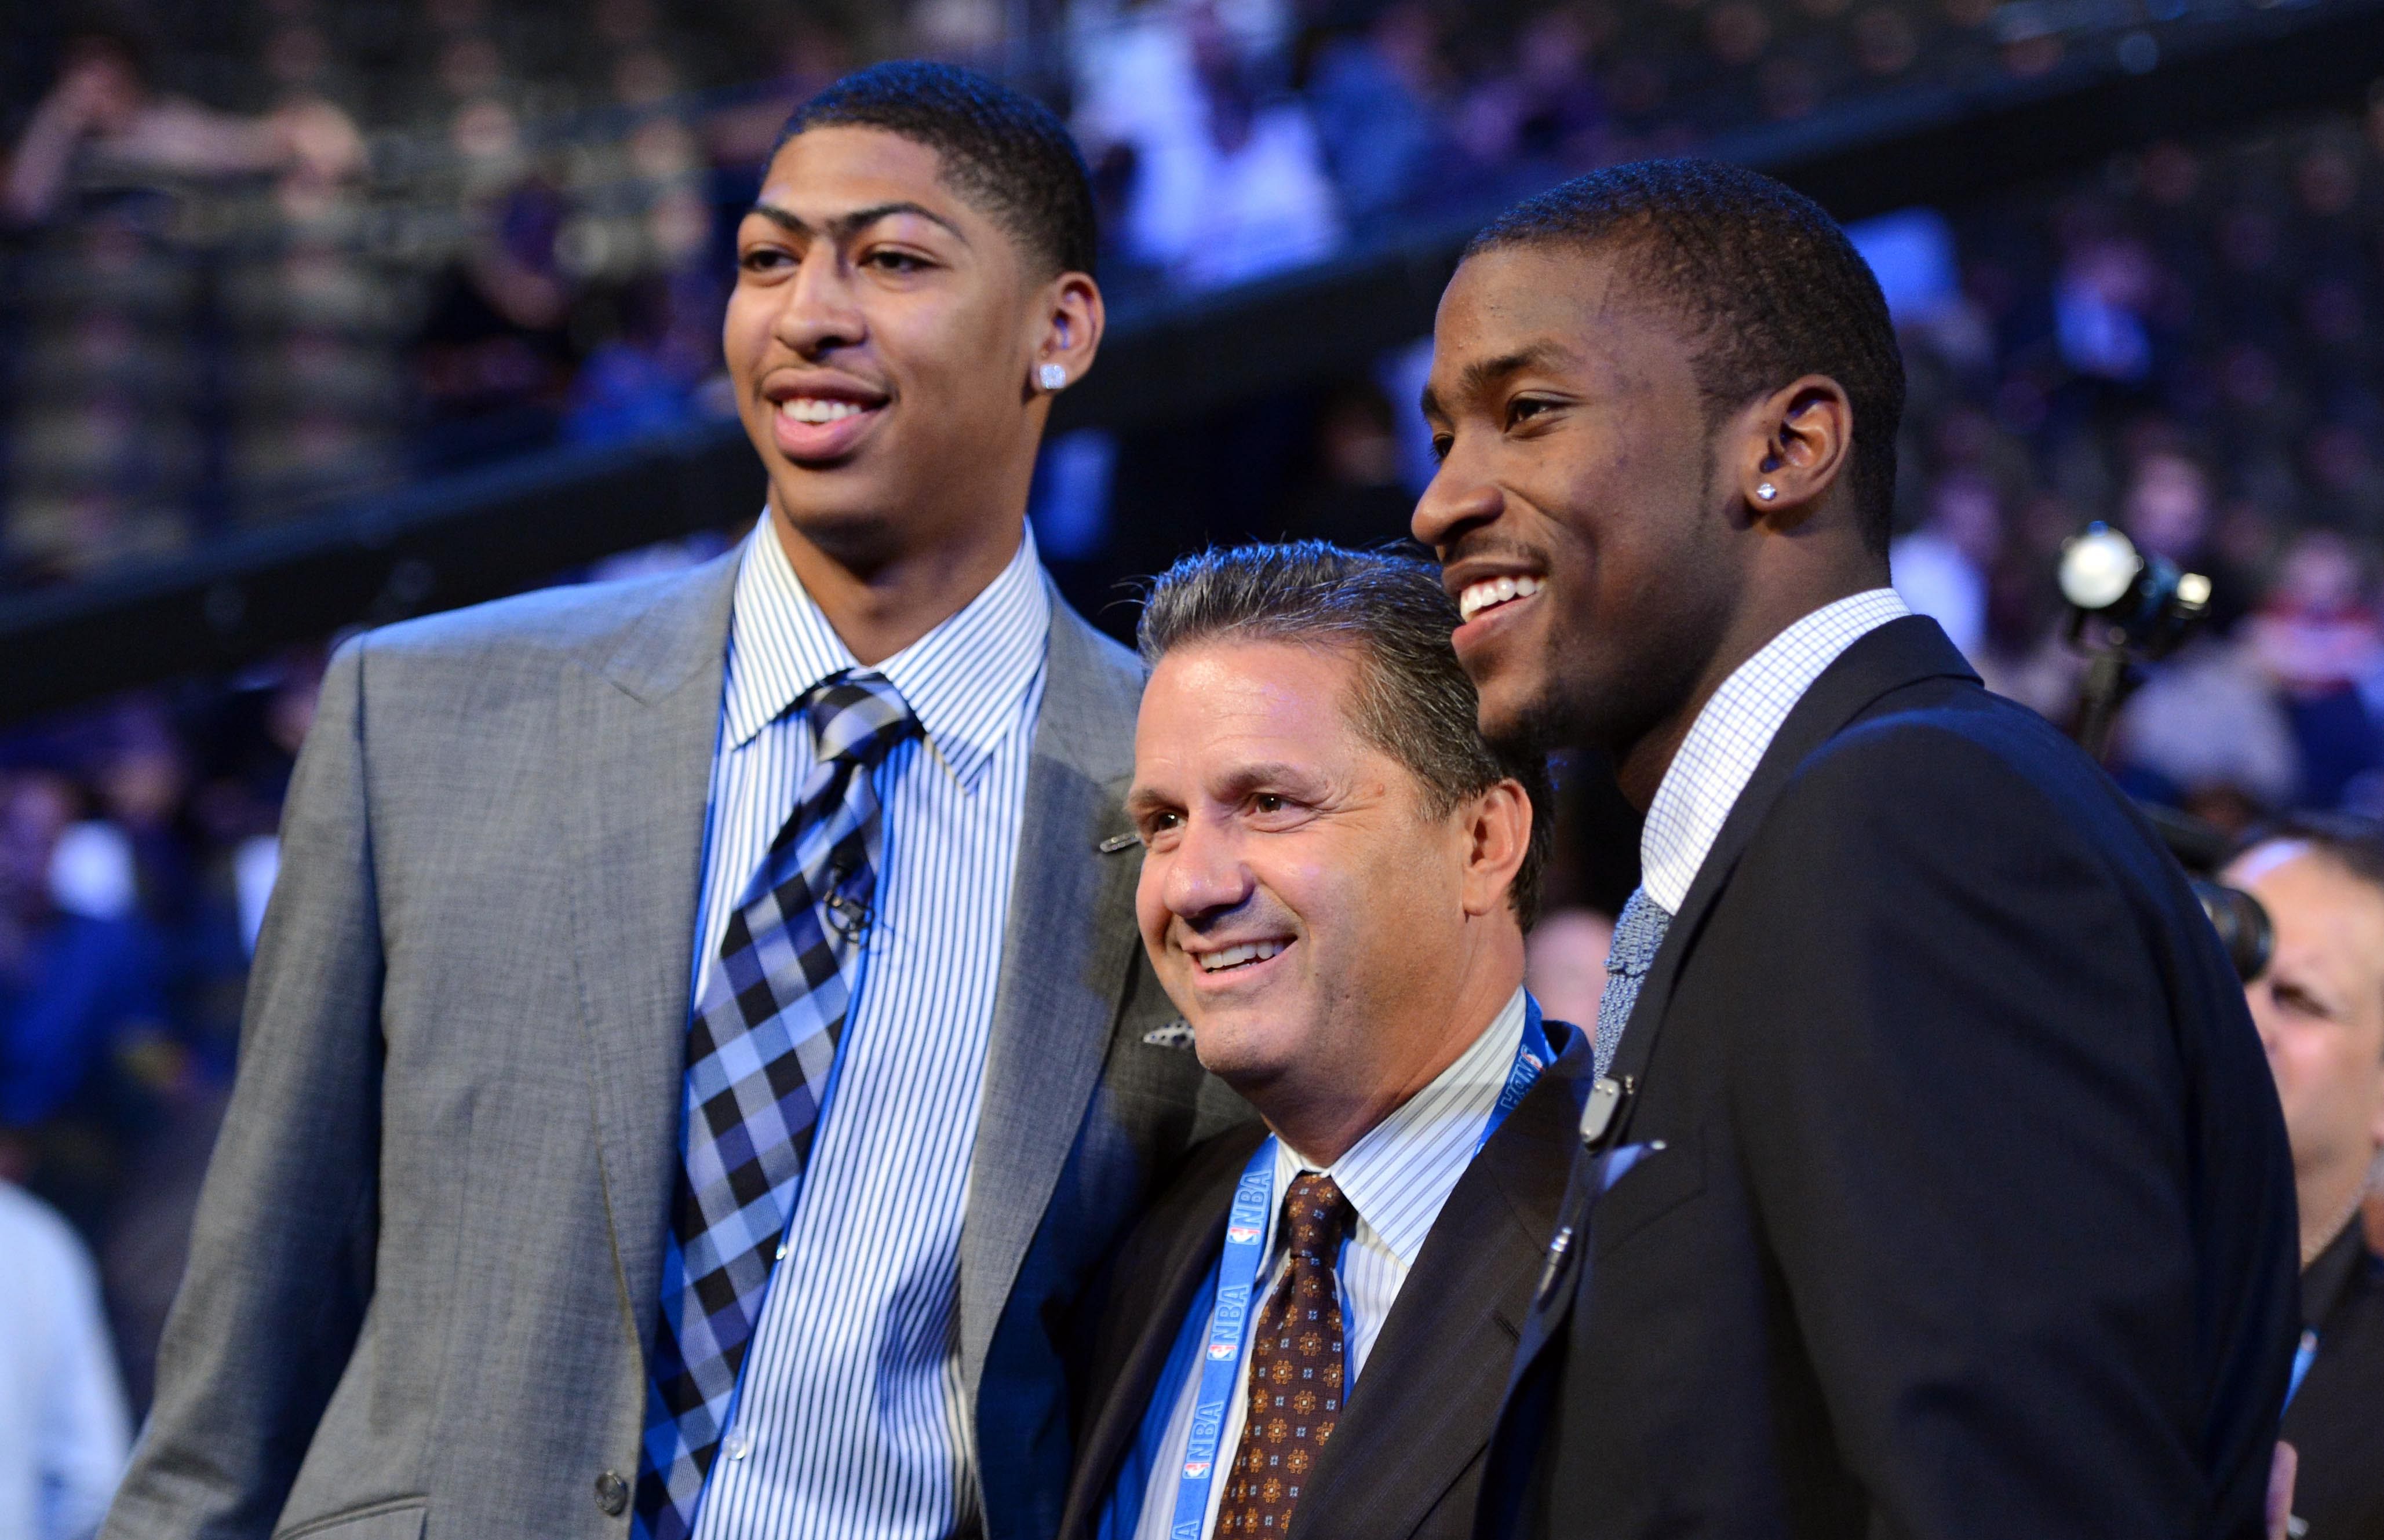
[2189,880,2273,983]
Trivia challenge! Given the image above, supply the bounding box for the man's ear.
[1459,778,1533,919]
[1732,374,1854,524]
[1028,269,1104,398]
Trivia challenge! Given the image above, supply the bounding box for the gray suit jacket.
[103,550,1242,1540]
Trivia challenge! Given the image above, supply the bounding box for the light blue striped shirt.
[1124,987,1534,1540]
[687,521,1051,1540]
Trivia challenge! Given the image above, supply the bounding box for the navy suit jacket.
[1062,1023,1595,1540]
[1482,616,2300,1539]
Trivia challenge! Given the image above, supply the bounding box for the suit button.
[595,1471,630,1516]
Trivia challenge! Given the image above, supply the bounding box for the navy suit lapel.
[1606,615,1977,1097]
[560,552,739,1352]
[1485,616,1977,1522]
[1065,1126,1271,1540]
[1299,1025,1592,1540]
[958,596,1150,1389]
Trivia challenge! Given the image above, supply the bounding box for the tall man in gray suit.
[104,62,1235,1540]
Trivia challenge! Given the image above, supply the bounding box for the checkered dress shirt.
[1638,589,1909,913]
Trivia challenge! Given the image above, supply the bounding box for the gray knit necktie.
[1593,886,1672,1081]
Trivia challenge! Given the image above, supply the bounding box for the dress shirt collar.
[1275,986,1531,1268]
[1639,587,1908,913]
[720,517,1052,789]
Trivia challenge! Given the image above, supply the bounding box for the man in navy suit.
[1415,160,2301,1539]
[1058,543,1580,1540]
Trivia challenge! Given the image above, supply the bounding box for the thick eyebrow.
[1420,341,1578,420]
[744,199,971,247]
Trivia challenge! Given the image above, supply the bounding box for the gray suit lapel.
[958,594,1147,1392]
[561,552,738,1350]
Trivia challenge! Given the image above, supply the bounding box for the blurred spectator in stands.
[2222,818,2384,1539]
[1453,5,1609,177]
[0,1177,130,1540]
[2249,530,2384,809]
[909,0,1009,70]
[1302,2,1456,232]
[1282,376,1417,549]
[2123,446,2217,572]
[703,24,856,167]
[222,100,399,526]
[79,703,192,934]
[2053,231,2160,385]
[1076,1,1342,290]
[1891,468,2000,660]
[1525,907,1614,1031]
[0,768,170,1232]
[2,27,360,227]
[414,172,579,462]
[2116,636,2301,835]
[564,272,714,444]
[0,771,167,1126]
[2,21,370,582]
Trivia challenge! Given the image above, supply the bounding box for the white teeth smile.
[779,397,872,424]
[1198,940,1288,973]
[1459,574,1545,623]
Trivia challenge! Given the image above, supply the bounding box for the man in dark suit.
[2224,816,2384,1538]
[1411,160,2301,1539]
[1058,543,1577,1540]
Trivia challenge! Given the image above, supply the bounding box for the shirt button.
[775,1240,788,1261]
[594,1470,629,1516]
[723,1429,751,1460]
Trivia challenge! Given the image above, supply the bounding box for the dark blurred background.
[3,0,2383,1441]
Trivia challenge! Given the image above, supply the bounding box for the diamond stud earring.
[1755,482,1778,501]
[1038,363,1068,391]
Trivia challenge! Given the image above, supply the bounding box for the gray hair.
[1137,541,1553,928]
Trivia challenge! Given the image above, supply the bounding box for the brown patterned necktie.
[1216,1172,1358,1538]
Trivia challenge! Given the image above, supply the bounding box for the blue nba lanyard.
[1165,1001,1552,1539]
[2285,1328,2317,1411]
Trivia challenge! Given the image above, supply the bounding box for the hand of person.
[2267,1440,2298,1540]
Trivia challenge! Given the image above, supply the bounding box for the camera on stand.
[2058,523,2273,981]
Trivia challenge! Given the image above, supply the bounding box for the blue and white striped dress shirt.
[1639,589,1908,913]
[1125,988,1534,1540]
[686,521,1050,1540]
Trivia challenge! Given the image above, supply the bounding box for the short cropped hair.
[1467,160,1905,554]
[777,60,1096,278]
[2239,812,2384,900]
[1138,541,1554,928]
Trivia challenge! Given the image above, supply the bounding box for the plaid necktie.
[1217,1173,1357,1538]
[1594,886,1672,1081]
[634,671,921,1540]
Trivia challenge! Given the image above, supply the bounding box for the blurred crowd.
[1870,109,2384,837]
[1,656,320,1413]
[1,0,2321,590]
